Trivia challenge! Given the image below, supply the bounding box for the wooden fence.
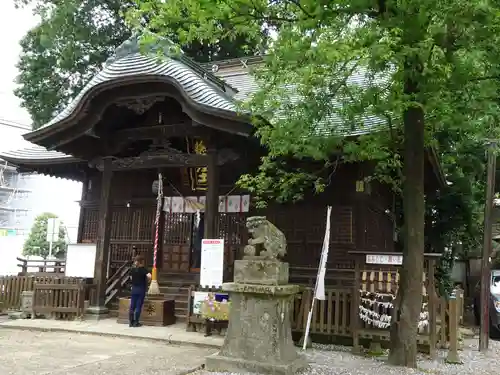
[0,275,88,320]
[292,288,351,337]
[185,286,353,337]
[33,278,86,320]
[0,275,60,310]
[185,275,463,353]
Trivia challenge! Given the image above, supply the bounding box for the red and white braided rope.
[152,173,163,269]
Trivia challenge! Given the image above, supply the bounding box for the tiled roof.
[1,36,242,163]
[1,145,75,162]
[214,64,388,136]
[38,52,238,130]
[3,50,387,163]
[216,70,260,102]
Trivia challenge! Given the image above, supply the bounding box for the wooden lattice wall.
[78,162,396,282]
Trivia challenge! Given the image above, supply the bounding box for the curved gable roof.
[26,34,247,140]
[37,53,238,131]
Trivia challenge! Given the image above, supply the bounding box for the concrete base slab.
[206,353,308,375]
[0,318,224,349]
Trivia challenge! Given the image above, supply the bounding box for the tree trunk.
[388,78,425,367]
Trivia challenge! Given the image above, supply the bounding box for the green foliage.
[15,0,130,129]
[23,213,67,259]
[126,0,500,199]
[126,0,500,366]
[14,0,266,129]
[126,0,500,237]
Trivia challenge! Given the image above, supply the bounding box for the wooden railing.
[105,261,132,306]
[0,275,64,310]
[293,288,351,337]
[184,282,462,354]
[33,278,86,320]
[17,257,65,276]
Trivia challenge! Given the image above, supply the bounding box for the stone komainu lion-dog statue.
[243,216,287,260]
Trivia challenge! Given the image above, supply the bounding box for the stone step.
[163,297,188,303]
[160,285,190,294]
[175,306,187,315]
[162,292,189,301]
[176,314,187,322]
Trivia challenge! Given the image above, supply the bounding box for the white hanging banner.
[200,239,225,288]
[303,206,332,350]
[314,206,332,300]
[315,268,327,301]
[163,195,250,213]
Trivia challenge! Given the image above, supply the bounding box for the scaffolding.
[0,161,32,234]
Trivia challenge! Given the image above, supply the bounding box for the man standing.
[129,254,151,327]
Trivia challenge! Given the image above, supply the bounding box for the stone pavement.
[0,317,224,349]
[0,329,217,375]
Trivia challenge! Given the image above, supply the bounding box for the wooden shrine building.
[0,36,446,318]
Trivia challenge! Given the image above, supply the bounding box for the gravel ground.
[197,339,500,375]
[0,329,216,375]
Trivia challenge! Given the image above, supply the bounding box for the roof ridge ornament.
[105,32,183,66]
[104,32,234,94]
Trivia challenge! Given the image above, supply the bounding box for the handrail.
[17,257,65,275]
[106,261,132,288]
[105,261,133,306]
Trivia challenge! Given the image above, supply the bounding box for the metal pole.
[479,141,496,352]
[48,239,53,259]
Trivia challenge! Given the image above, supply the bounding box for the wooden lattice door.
[216,213,247,280]
[162,213,192,272]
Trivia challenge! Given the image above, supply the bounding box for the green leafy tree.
[126,0,500,366]
[23,213,67,259]
[14,0,266,129]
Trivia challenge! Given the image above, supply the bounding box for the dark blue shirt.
[130,266,149,290]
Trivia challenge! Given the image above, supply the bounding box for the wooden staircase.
[106,261,132,306]
[158,272,199,321]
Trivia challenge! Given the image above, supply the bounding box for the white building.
[0,119,82,275]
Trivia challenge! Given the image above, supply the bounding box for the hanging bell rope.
[147,172,163,296]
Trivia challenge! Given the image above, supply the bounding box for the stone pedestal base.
[85,305,110,320]
[206,282,308,375]
[206,354,307,375]
[234,259,289,285]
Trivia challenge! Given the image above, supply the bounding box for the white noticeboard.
[65,243,97,278]
[366,254,403,265]
[200,239,224,288]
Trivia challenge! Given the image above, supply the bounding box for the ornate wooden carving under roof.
[92,145,239,171]
[114,96,165,115]
[112,123,206,142]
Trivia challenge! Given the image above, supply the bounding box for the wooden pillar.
[204,149,219,239]
[90,158,113,314]
[351,257,362,354]
[76,173,89,243]
[154,170,166,271]
[445,291,462,364]
[427,258,437,359]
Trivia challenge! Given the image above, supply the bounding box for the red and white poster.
[200,239,225,288]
